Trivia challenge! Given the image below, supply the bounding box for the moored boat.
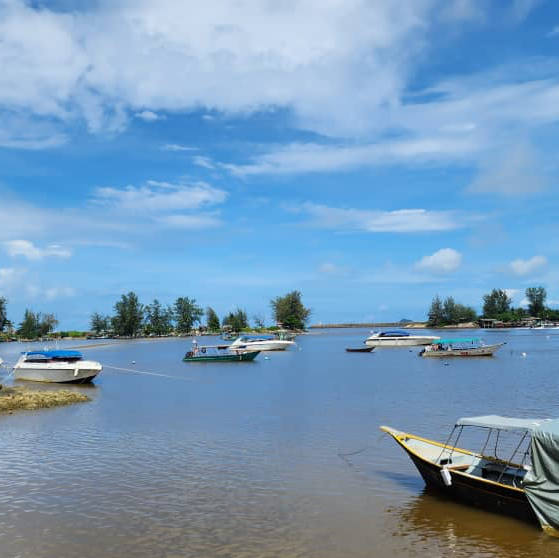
[13,350,102,383]
[183,340,260,362]
[420,337,505,357]
[381,416,559,535]
[365,330,440,347]
[345,346,374,353]
[230,334,295,351]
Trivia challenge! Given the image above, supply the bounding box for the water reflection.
[388,488,554,557]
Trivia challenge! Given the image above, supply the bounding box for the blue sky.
[1,0,559,328]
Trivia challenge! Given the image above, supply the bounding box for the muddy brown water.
[0,329,558,557]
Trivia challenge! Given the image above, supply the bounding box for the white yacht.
[365,329,440,347]
[230,335,295,351]
[13,350,102,383]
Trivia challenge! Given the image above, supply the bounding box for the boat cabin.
[376,330,410,338]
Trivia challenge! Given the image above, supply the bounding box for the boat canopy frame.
[435,416,549,486]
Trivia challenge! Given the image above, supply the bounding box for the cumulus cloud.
[298,204,478,233]
[4,240,71,260]
[416,248,463,273]
[509,255,547,276]
[135,110,163,122]
[192,156,215,170]
[0,267,24,292]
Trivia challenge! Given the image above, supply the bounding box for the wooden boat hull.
[381,427,538,526]
[421,343,505,357]
[183,350,260,362]
[345,347,374,353]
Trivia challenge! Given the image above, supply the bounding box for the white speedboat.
[420,337,505,357]
[365,329,440,347]
[13,350,102,383]
[230,335,295,351]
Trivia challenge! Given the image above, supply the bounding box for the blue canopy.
[432,338,480,344]
[23,350,82,358]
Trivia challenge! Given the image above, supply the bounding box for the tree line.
[0,290,311,339]
[427,286,554,327]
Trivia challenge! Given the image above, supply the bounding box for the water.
[0,329,558,557]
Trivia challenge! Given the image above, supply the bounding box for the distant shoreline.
[309,322,480,329]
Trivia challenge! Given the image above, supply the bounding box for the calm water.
[1,329,559,557]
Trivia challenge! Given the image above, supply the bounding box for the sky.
[1,0,559,329]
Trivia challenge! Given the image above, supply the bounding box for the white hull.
[14,361,102,383]
[421,343,504,357]
[365,336,439,347]
[230,339,295,351]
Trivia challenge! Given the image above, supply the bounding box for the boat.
[381,416,559,535]
[345,346,375,353]
[183,340,260,362]
[229,334,295,351]
[13,350,102,383]
[365,330,440,347]
[419,337,505,357]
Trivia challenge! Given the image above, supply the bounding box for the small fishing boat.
[183,340,260,362]
[345,346,374,353]
[230,334,295,351]
[381,416,559,535]
[13,350,102,383]
[365,330,440,347]
[419,337,505,357]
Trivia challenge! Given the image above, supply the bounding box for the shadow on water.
[375,469,426,492]
[385,488,556,558]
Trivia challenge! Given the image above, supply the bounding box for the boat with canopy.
[381,415,559,535]
[183,339,260,362]
[419,337,505,357]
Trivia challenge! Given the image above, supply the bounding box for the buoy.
[444,362,449,366]
[264,356,270,360]
[131,360,136,364]
[521,352,527,358]
[441,466,452,486]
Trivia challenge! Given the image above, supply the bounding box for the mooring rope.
[103,364,203,383]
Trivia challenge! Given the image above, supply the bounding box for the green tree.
[222,308,248,332]
[253,312,265,329]
[18,309,40,338]
[145,299,173,336]
[427,295,444,326]
[270,291,311,330]
[443,296,458,324]
[39,313,58,336]
[526,286,547,317]
[482,289,512,319]
[112,292,144,336]
[0,297,8,332]
[206,307,220,331]
[90,312,110,335]
[174,297,203,334]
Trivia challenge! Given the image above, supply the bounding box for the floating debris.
[0,387,89,413]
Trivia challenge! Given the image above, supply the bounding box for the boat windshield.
[379,330,410,337]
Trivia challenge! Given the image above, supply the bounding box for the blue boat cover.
[23,350,82,358]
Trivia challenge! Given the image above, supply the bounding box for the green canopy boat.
[183,339,260,362]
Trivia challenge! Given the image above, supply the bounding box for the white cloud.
[509,255,548,276]
[156,214,223,229]
[192,156,215,170]
[92,180,227,212]
[318,262,344,275]
[298,204,478,233]
[416,248,463,273]
[4,240,71,260]
[135,110,163,122]
[161,144,197,152]
[26,285,76,300]
[467,143,546,195]
[504,288,519,300]
[549,26,559,37]
[0,267,24,293]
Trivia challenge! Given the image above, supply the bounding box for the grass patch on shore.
[0,387,89,413]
